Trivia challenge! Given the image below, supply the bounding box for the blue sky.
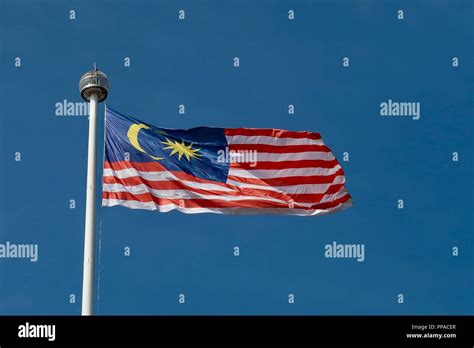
[0,0,472,315]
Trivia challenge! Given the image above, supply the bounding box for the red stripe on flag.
[228,168,345,186]
[225,128,321,140]
[229,159,339,170]
[229,144,331,153]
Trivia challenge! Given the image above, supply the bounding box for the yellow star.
[162,138,203,161]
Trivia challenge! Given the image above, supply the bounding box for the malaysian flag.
[102,107,352,216]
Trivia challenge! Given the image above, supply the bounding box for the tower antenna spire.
[78,66,110,316]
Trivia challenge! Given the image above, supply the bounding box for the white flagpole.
[79,64,110,316]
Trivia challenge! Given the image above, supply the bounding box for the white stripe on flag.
[226,135,324,146]
[228,165,342,179]
[102,197,353,216]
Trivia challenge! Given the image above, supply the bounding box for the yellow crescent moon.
[127,123,163,160]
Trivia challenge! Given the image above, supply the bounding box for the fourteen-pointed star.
[162,138,203,161]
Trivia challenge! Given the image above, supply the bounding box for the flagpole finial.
[79,65,110,103]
